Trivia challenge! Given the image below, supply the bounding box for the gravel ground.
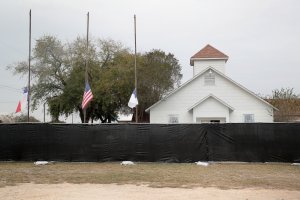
[1,162,300,199]
[1,183,300,200]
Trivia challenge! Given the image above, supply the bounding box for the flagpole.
[83,12,89,123]
[27,9,31,122]
[134,14,138,123]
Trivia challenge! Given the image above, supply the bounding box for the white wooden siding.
[193,59,226,76]
[192,97,230,122]
[149,70,273,123]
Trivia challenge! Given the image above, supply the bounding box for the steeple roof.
[190,44,229,66]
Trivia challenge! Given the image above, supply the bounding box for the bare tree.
[266,88,300,122]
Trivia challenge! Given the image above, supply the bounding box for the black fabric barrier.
[0,123,299,162]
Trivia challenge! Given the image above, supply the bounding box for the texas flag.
[16,87,28,113]
[128,88,138,108]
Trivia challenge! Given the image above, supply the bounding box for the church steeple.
[190,44,229,76]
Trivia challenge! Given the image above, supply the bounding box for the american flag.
[82,82,93,109]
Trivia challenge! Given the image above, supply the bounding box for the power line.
[0,40,26,56]
[0,84,21,91]
[0,101,16,104]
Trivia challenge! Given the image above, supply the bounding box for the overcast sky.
[0,0,299,122]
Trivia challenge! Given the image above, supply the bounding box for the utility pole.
[134,14,138,123]
[83,12,89,123]
[27,9,31,122]
[43,102,46,123]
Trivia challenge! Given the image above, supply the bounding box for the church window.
[168,115,179,123]
[204,70,215,85]
[244,114,255,123]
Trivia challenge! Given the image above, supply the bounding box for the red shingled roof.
[190,44,228,66]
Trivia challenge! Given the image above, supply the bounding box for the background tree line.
[265,88,300,122]
[8,35,182,123]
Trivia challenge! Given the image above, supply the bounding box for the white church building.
[146,44,277,123]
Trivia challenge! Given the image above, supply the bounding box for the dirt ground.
[1,162,300,199]
[1,183,300,200]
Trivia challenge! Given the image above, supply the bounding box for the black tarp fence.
[0,123,299,162]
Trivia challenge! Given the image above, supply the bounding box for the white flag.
[128,88,138,108]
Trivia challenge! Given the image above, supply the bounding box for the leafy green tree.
[8,35,182,123]
[92,51,135,122]
[8,35,69,121]
[135,50,182,121]
[50,38,128,122]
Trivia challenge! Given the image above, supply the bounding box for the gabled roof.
[187,94,235,112]
[145,67,278,112]
[190,44,229,66]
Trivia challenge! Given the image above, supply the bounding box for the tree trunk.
[78,106,84,123]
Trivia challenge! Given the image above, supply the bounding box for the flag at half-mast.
[82,82,93,109]
[128,88,138,108]
[16,87,28,113]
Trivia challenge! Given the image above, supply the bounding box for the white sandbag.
[195,161,209,166]
[291,163,300,166]
[34,161,54,165]
[34,161,49,165]
[120,161,135,165]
